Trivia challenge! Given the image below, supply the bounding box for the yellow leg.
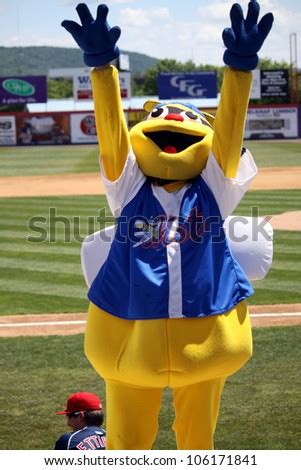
[172,377,226,450]
[105,380,163,450]
[85,302,250,449]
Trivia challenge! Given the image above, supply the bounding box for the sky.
[0,0,300,67]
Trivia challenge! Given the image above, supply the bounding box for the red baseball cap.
[56,392,102,415]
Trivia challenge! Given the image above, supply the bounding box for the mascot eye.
[180,110,203,123]
[148,106,169,120]
[151,108,164,118]
[186,111,198,120]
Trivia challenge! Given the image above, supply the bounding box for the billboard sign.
[70,113,98,144]
[250,69,289,100]
[0,116,16,146]
[245,106,298,139]
[16,113,70,145]
[261,69,289,98]
[158,72,217,99]
[119,72,131,99]
[73,74,93,100]
[0,76,47,104]
[73,71,131,100]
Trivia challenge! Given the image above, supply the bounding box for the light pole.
[289,33,298,104]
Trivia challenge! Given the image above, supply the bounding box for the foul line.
[0,312,301,329]
[0,320,86,328]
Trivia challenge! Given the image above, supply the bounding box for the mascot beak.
[164,114,184,122]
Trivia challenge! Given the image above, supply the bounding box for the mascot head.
[129,100,214,181]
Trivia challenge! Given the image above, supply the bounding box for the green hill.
[0,46,159,78]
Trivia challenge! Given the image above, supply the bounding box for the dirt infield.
[0,172,106,198]
[0,304,300,337]
[268,211,301,231]
[249,166,301,190]
[0,166,301,198]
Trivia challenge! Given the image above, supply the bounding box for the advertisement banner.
[0,115,16,146]
[261,69,289,98]
[119,72,131,99]
[73,72,131,100]
[158,72,217,99]
[73,74,93,100]
[0,76,47,105]
[245,106,298,139]
[70,113,98,144]
[16,113,70,145]
[250,69,289,100]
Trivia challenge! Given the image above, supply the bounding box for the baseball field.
[0,141,300,450]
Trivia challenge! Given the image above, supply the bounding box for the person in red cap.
[54,392,106,450]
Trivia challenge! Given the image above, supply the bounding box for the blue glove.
[61,3,121,67]
[223,1,274,71]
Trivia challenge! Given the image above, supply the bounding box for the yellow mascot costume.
[62,1,274,449]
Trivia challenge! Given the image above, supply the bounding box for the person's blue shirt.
[54,426,106,450]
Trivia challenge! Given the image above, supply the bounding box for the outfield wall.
[0,104,300,146]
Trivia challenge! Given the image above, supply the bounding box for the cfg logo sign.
[158,72,217,100]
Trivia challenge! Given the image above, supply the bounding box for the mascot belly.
[62,1,274,449]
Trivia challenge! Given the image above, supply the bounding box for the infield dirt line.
[0,166,300,197]
[0,308,300,337]
[1,312,301,328]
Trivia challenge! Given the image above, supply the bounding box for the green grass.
[0,195,112,315]
[0,190,300,315]
[244,141,301,168]
[0,326,299,450]
[250,231,301,304]
[0,141,300,177]
[0,145,99,176]
[233,190,301,304]
[234,189,301,216]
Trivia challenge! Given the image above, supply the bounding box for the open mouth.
[144,131,203,153]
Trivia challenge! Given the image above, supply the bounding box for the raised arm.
[90,65,130,181]
[62,3,130,181]
[212,0,273,178]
